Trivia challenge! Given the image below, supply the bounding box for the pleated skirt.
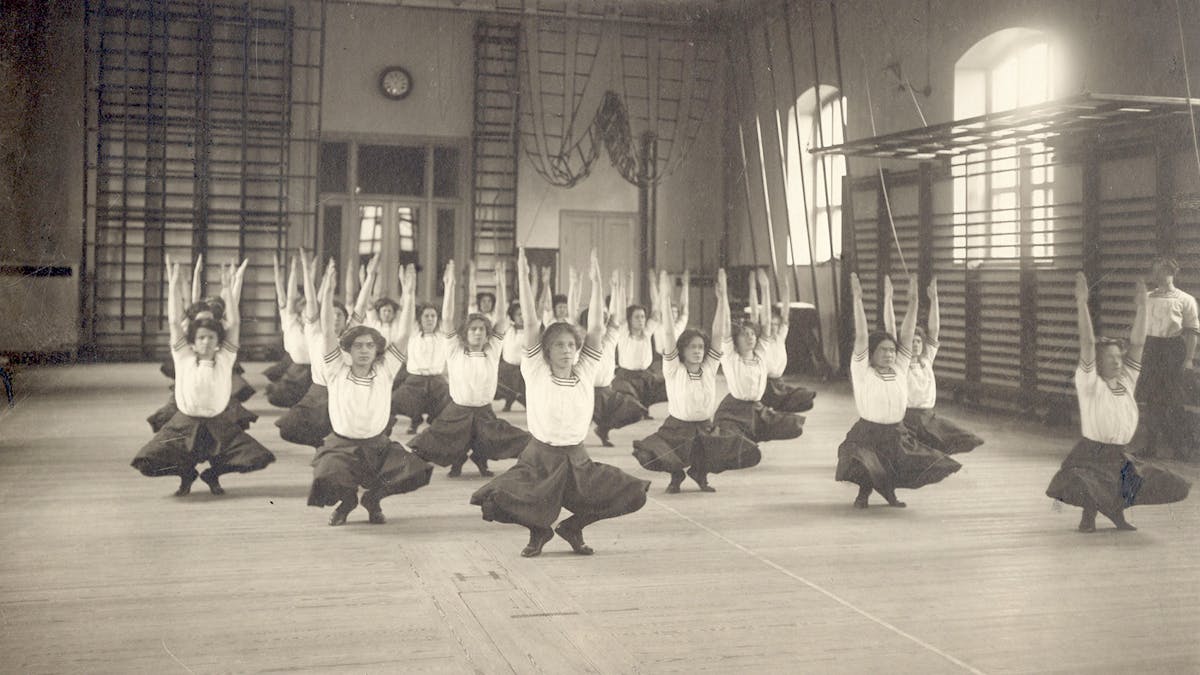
[308,433,433,507]
[409,401,531,466]
[713,394,804,443]
[1046,438,1191,518]
[612,367,668,409]
[593,385,647,431]
[632,415,761,474]
[835,418,961,491]
[903,407,983,455]
[470,438,650,529]
[148,393,257,434]
[494,359,526,406]
[391,373,451,421]
[132,407,275,478]
[266,362,312,408]
[275,383,332,448]
[761,377,817,413]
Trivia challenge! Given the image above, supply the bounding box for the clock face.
[379,67,412,100]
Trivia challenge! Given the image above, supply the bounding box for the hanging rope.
[726,39,762,269]
[762,14,807,305]
[743,33,782,275]
[1174,0,1200,185]
[861,55,910,276]
[779,0,826,353]
[805,0,842,321]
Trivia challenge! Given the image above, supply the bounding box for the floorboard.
[0,363,1197,674]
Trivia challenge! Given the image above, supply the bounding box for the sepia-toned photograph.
[1,0,1198,672]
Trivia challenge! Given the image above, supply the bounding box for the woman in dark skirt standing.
[633,269,760,493]
[472,248,649,558]
[836,273,960,509]
[883,275,983,455]
[302,255,433,526]
[132,256,275,496]
[1046,273,1191,531]
[712,270,805,445]
[410,260,531,478]
[1136,257,1199,458]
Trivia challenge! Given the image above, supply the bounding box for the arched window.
[953,29,1061,262]
[785,86,846,266]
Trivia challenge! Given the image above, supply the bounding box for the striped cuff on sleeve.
[324,347,341,364]
[1123,356,1142,372]
[898,345,912,359]
[580,343,603,362]
[853,350,868,362]
[663,350,679,361]
[387,343,406,363]
[221,341,239,354]
[706,347,723,361]
[172,337,188,352]
[1078,359,1094,372]
[525,344,542,359]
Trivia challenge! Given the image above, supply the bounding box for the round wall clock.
[379,66,413,100]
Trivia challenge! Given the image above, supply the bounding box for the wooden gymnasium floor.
[0,363,1198,675]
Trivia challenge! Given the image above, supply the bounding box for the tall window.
[785,87,846,266]
[953,29,1059,262]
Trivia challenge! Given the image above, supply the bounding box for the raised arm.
[224,259,248,347]
[344,264,357,309]
[851,273,868,355]
[1075,272,1095,365]
[353,253,380,322]
[441,260,457,336]
[567,265,580,324]
[166,254,184,346]
[1128,279,1148,364]
[898,274,919,355]
[538,265,553,327]
[757,268,773,339]
[678,269,691,328]
[778,272,792,331]
[300,249,319,323]
[519,250,540,350]
[882,274,897,337]
[747,269,759,332]
[272,253,286,311]
[585,249,604,351]
[493,259,510,335]
[395,264,415,347]
[712,268,729,346]
[927,277,940,343]
[285,255,300,316]
[191,254,203,305]
[646,268,662,326]
[318,260,338,347]
[467,260,479,313]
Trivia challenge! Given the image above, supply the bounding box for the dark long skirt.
[263,354,293,383]
[903,407,983,455]
[132,408,275,479]
[761,377,817,413]
[1046,438,1191,519]
[612,367,668,410]
[266,362,312,408]
[391,373,450,424]
[835,419,961,492]
[713,394,804,443]
[308,434,433,507]
[494,360,526,409]
[148,393,257,433]
[470,439,649,529]
[632,416,761,474]
[275,384,332,448]
[593,385,647,431]
[409,401,531,467]
[1135,335,1193,454]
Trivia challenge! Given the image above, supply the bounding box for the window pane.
[318,142,348,193]
[396,207,419,265]
[358,145,425,196]
[358,205,384,267]
[321,204,342,264]
[433,147,460,198]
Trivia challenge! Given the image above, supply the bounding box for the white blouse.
[720,337,769,402]
[317,342,406,439]
[906,340,940,410]
[1145,288,1199,339]
[765,324,788,378]
[172,339,237,418]
[850,346,912,424]
[445,330,505,407]
[364,313,407,347]
[617,327,656,370]
[521,342,602,446]
[280,310,311,365]
[1075,357,1141,445]
[500,328,524,365]
[406,330,449,376]
[662,346,723,422]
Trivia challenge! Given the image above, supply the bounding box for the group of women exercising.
[132,247,1194,556]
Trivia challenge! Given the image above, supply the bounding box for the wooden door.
[559,210,639,301]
